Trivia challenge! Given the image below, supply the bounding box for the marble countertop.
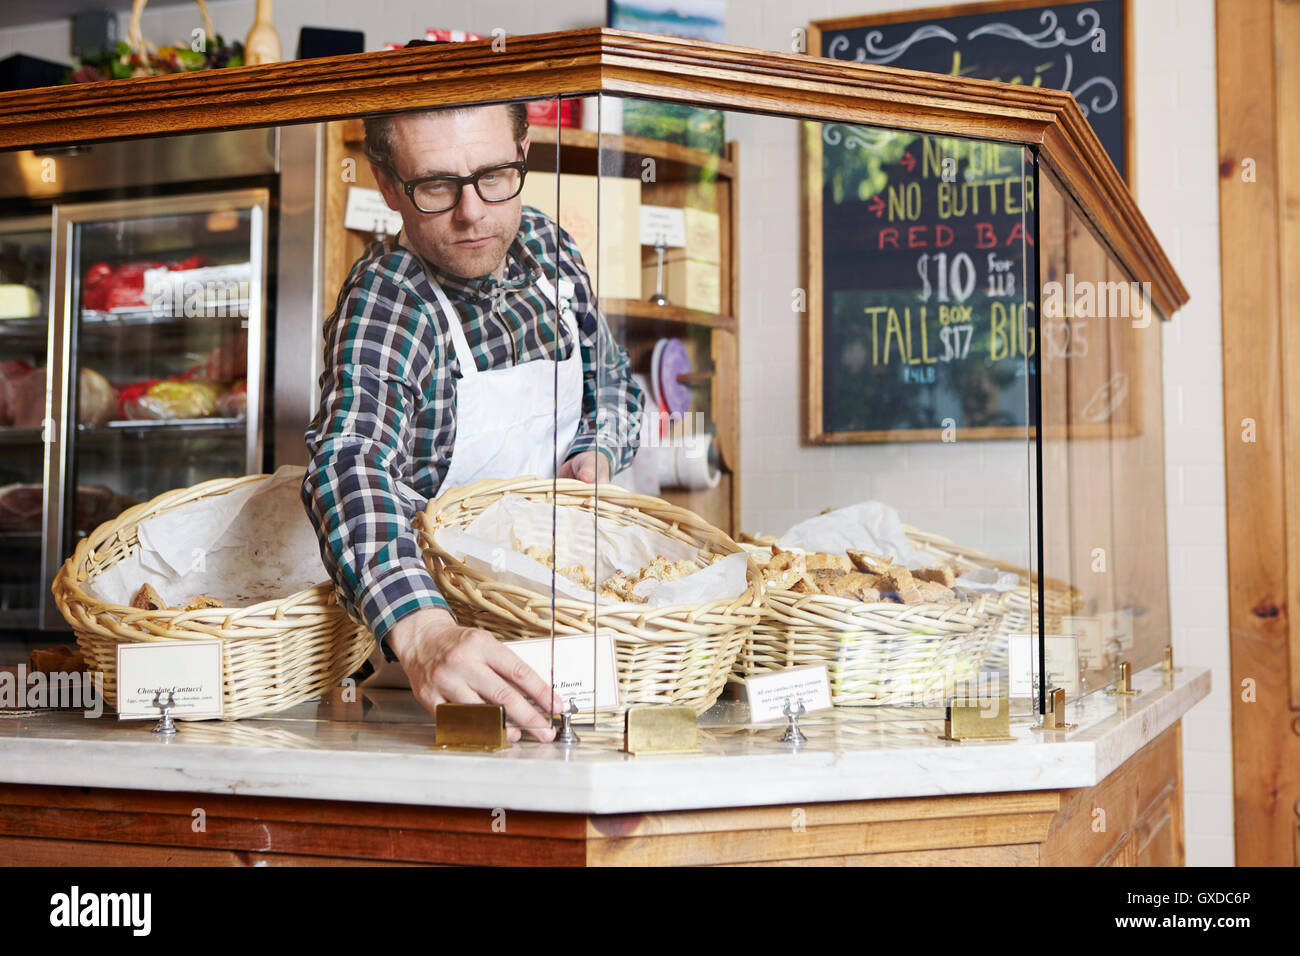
[0,664,1209,814]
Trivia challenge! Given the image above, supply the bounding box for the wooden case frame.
[0,26,1186,453]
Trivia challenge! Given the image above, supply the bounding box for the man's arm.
[555,229,645,475]
[301,267,448,659]
[301,261,558,742]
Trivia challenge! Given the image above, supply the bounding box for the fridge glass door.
[0,215,52,628]
[43,190,268,626]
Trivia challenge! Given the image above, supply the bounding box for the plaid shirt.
[302,206,644,656]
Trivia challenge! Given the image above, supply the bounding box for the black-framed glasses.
[392,148,528,214]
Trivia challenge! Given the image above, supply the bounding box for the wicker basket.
[415,477,763,714]
[734,560,996,706]
[904,526,1085,671]
[52,474,374,720]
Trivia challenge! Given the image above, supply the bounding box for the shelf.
[81,306,250,328]
[0,427,41,445]
[601,298,735,333]
[529,126,735,179]
[93,418,245,437]
[0,317,48,340]
[0,610,38,629]
[0,419,245,445]
[0,530,42,542]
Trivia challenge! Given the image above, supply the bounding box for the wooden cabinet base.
[0,724,1183,867]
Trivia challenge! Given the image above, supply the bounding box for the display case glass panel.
[538,92,1041,730]
[1037,167,1171,701]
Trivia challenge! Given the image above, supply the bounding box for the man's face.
[374,106,527,280]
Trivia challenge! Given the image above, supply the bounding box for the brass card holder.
[938,696,1013,742]
[1159,645,1182,674]
[434,703,509,752]
[1106,661,1143,696]
[1032,687,1077,732]
[623,705,699,755]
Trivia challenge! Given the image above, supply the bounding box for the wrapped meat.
[215,380,247,419]
[202,333,247,382]
[1,365,115,428]
[0,484,43,531]
[82,255,209,313]
[77,367,116,427]
[0,359,34,426]
[120,379,218,420]
[5,363,43,428]
[0,483,133,532]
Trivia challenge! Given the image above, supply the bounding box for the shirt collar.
[395,227,540,303]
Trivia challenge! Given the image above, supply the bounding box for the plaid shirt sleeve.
[554,224,645,474]
[301,259,449,654]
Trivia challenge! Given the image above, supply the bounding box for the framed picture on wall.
[805,0,1135,444]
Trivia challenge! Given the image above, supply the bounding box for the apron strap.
[427,278,478,378]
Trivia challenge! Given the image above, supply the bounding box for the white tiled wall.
[5,0,1232,864]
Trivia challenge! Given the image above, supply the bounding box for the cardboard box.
[519,172,642,300]
[683,206,721,265]
[641,250,721,314]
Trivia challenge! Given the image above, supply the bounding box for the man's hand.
[388,607,557,742]
[557,450,610,484]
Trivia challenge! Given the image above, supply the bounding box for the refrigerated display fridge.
[0,130,278,634]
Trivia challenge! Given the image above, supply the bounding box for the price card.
[504,631,619,713]
[744,664,832,723]
[343,186,404,235]
[1099,608,1135,651]
[1008,633,1034,697]
[639,205,686,247]
[1061,615,1104,669]
[1007,634,1081,698]
[1045,636,1080,697]
[115,640,223,719]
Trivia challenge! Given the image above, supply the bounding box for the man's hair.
[362,102,530,177]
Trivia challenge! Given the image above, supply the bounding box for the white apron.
[363,270,585,687]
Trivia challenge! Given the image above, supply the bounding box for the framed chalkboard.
[805,0,1131,443]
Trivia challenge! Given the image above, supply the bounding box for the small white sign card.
[1008,633,1035,698]
[639,205,686,248]
[745,664,833,723]
[1007,634,1081,698]
[1061,615,1105,670]
[1099,608,1135,652]
[343,186,404,236]
[115,639,224,719]
[504,630,619,715]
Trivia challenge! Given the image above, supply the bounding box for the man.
[302,102,644,743]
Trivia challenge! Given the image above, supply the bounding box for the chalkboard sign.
[806,0,1130,443]
[818,0,1128,179]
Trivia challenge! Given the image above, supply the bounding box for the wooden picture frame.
[806,0,1135,444]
